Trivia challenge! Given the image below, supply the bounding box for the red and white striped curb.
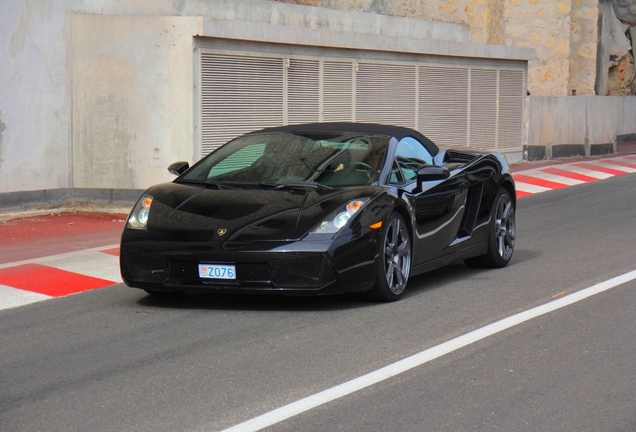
[0,245,121,311]
[513,155,636,198]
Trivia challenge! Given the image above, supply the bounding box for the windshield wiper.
[174,179,236,189]
[259,182,332,191]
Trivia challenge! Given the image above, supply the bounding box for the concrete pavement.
[1,153,635,311]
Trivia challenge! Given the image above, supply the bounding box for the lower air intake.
[121,250,170,284]
[269,255,335,288]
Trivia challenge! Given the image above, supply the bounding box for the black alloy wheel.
[465,187,516,268]
[370,212,411,302]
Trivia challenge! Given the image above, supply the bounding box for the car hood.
[143,182,377,242]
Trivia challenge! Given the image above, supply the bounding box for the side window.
[388,161,404,185]
[394,137,434,183]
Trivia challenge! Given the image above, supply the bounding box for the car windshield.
[180,132,390,187]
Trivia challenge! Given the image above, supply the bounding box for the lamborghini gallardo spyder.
[120,122,516,301]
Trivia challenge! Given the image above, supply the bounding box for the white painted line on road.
[0,284,51,311]
[221,268,636,432]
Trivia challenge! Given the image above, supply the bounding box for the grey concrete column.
[595,0,612,96]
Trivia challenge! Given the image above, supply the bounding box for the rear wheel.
[369,212,411,302]
[465,187,516,268]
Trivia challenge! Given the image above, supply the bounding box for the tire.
[369,212,411,302]
[465,187,516,268]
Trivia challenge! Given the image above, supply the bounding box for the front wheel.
[369,212,411,302]
[465,187,516,268]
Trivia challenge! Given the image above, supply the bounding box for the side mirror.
[417,166,450,182]
[168,161,190,176]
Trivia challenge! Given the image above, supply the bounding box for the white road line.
[552,164,613,179]
[0,285,51,311]
[517,171,585,186]
[513,182,551,194]
[221,268,636,432]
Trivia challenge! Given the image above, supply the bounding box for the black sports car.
[120,122,516,301]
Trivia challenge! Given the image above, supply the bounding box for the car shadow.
[134,269,455,312]
[136,289,374,312]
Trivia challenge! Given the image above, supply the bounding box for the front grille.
[121,250,170,284]
[268,255,335,288]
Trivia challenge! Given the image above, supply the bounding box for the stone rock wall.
[606,0,635,95]
[274,0,635,96]
[288,0,505,45]
[570,0,599,95]
[503,0,574,96]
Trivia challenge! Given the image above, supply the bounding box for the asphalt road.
[2,174,636,432]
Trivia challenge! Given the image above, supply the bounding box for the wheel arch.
[390,202,414,250]
[499,177,517,207]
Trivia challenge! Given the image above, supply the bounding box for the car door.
[389,137,472,266]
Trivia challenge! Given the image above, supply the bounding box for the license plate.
[198,264,236,280]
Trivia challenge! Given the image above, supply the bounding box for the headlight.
[127,194,153,230]
[314,199,368,234]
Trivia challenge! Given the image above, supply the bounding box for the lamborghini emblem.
[217,228,228,237]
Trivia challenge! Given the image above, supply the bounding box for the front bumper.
[120,237,378,295]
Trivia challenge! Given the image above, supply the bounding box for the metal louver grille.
[419,66,469,147]
[469,69,498,151]
[200,54,284,154]
[287,59,320,125]
[197,50,525,157]
[356,62,416,128]
[497,70,524,151]
[323,61,353,122]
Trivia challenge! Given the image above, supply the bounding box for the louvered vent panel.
[498,70,524,151]
[469,69,498,151]
[323,61,353,122]
[287,59,320,125]
[356,63,416,128]
[200,53,284,155]
[419,66,469,147]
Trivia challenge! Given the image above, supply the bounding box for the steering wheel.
[351,161,377,180]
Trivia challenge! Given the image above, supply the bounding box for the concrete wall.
[1,0,477,198]
[617,96,636,136]
[527,95,636,159]
[0,0,71,194]
[1,0,532,210]
[71,15,202,189]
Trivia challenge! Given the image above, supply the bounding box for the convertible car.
[120,122,516,301]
